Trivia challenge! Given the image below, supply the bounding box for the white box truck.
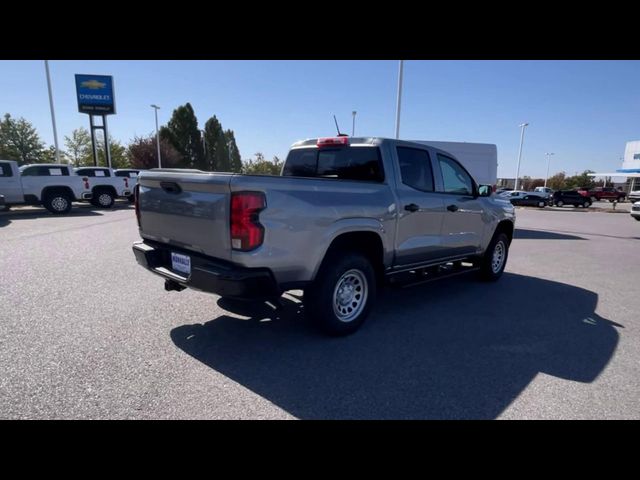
[412,141,498,188]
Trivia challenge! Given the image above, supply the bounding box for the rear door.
[393,146,446,265]
[0,162,23,203]
[138,171,234,260]
[435,153,486,257]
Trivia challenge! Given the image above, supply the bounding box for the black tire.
[127,195,135,203]
[94,189,115,208]
[556,200,564,207]
[583,201,590,208]
[43,191,72,215]
[478,232,509,282]
[538,201,545,208]
[304,252,376,336]
[635,217,640,222]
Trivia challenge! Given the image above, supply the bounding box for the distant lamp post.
[544,152,554,188]
[352,111,357,136]
[514,122,529,190]
[395,60,404,139]
[150,104,161,168]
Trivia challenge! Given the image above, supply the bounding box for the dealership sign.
[75,74,115,114]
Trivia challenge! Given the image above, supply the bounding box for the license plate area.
[171,252,191,276]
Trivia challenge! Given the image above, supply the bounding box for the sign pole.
[89,115,99,166]
[103,115,112,169]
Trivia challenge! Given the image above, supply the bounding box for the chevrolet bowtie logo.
[80,79,107,90]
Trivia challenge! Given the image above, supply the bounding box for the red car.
[580,187,627,202]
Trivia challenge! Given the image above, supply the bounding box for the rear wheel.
[538,200,545,208]
[304,252,376,336]
[93,189,115,208]
[127,195,135,203]
[43,192,72,214]
[556,200,564,207]
[478,232,509,282]
[583,201,590,208]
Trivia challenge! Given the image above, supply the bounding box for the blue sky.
[1,60,639,178]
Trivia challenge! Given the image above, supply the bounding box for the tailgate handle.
[160,182,182,194]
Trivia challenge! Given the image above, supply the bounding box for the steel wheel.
[332,269,368,323]
[491,240,506,274]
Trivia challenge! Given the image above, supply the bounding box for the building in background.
[589,140,640,193]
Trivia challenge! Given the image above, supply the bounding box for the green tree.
[203,115,229,171]
[242,153,283,175]
[565,170,595,190]
[96,136,129,169]
[41,145,68,164]
[127,135,182,169]
[159,103,204,169]
[224,129,242,173]
[0,113,45,164]
[64,127,92,166]
[547,172,567,191]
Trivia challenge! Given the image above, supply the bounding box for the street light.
[395,60,404,139]
[514,122,529,190]
[544,152,554,188]
[150,104,161,168]
[44,60,61,164]
[352,111,357,136]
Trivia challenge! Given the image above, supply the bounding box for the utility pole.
[150,105,161,168]
[514,122,529,190]
[544,152,554,188]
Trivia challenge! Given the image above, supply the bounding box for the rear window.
[115,170,138,177]
[77,168,111,177]
[0,163,12,177]
[283,147,384,182]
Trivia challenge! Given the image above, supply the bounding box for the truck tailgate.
[138,171,233,261]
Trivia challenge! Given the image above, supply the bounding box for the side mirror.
[478,185,492,197]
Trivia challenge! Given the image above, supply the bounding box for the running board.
[386,261,480,288]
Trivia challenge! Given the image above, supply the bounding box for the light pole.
[544,152,554,188]
[44,60,61,164]
[352,111,357,136]
[514,122,529,190]
[395,60,404,139]
[150,104,161,168]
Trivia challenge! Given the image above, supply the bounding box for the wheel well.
[41,186,75,201]
[319,231,385,281]
[92,185,117,197]
[494,220,514,245]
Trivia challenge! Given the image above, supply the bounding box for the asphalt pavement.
[1,202,638,419]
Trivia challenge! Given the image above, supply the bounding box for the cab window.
[437,154,473,196]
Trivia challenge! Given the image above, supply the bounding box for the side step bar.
[386,261,480,288]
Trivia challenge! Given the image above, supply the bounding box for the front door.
[435,153,486,257]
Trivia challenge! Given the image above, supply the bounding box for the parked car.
[552,190,592,208]
[581,186,626,203]
[0,160,93,214]
[628,186,640,203]
[114,169,143,202]
[631,202,640,222]
[0,194,5,211]
[498,190,529,200]
[132,136,515,336]
[533,186,553,198]
[74,166,133,208]
[508,193,548,208]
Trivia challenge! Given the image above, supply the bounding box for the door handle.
[404,203,419,212]
[447,204,459,212]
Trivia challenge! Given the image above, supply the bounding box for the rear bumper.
[132,240,280,299]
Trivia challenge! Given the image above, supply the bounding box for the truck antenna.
[333,115,348,137]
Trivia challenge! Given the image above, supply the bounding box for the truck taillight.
[230,192,266,251]
[124,177,129,189]
[83,177,89,189]
[134,184,141,227]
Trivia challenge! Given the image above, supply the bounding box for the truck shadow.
[514,229,586,240]
[170,273,622,419]
[0,202,133,226]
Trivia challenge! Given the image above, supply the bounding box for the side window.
[22,166,48,176]
[437,154,474,196]
[76,168,94,177]
[397,147,434,192]
[0,163,12,177]
[48,168,65,176]
[282,149,317,177]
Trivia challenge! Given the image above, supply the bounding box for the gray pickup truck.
[133,136,515,335]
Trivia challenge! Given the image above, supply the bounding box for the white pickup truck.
[74,166,133,208]
[0,160,93,214]
[114,169,143,203]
